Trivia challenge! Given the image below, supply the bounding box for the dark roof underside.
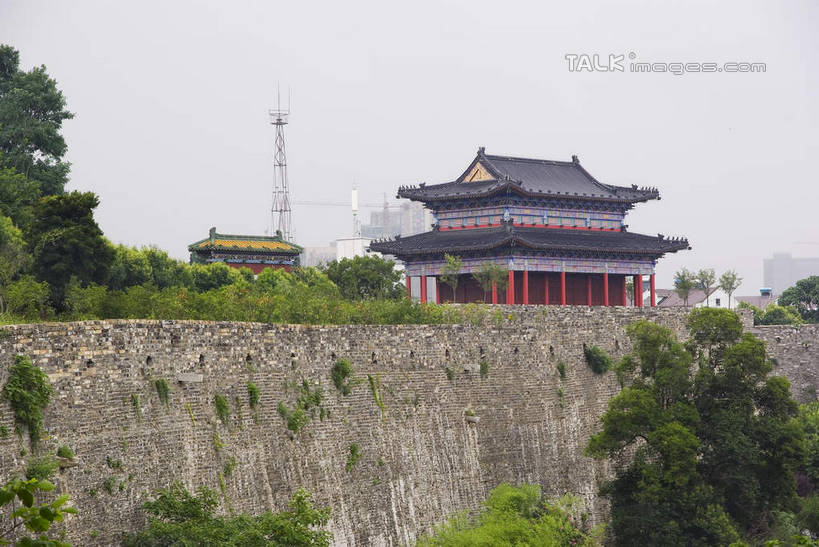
[398,150,658,203]
[370,225,689,257]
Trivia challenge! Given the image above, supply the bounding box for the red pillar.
[506,270,515,305]
[523,270,529,305]
[420,275,427,304]
[492,282,498,304]
[635,275,643,307]
[436,277,441,304]
[406,275,411,299]
[586,274,592,306]
[544,273,550,305]
[560,272,566,306]
[603,272,609,306]
[650,274,656,307]
[622,276,627,306]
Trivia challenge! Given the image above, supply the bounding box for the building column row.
[405,272,656,307]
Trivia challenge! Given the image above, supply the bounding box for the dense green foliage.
[320,255,404,300]
[277,381,324,433]
[0,45,73,197]
[24,456,58,482]
[583,345,612,374]
[588,309,807,545]
[330,358,354,395]
[247,382,260,409]
[123,483,331,546]
[739,301,803,326]
[0,477,76,546]
[416,483,602,546]
[779,276,819,323]
[1,355,53,445]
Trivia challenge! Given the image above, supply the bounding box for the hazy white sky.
[1,0,817,290]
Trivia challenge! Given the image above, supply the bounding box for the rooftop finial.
[571,154,579,164]
[478,146,486,155]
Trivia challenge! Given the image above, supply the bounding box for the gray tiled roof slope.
[370,224,689,257]
[397,149,659,203]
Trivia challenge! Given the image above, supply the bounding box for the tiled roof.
[188,228,302,254]
[655,288,714,307]
[369,223,689,258]
[397,148,659,204]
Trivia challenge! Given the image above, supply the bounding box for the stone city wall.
[0,307,805,546]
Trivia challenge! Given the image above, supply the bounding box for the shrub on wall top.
[584,345,612,374]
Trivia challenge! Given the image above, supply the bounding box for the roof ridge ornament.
[572,154,579,164]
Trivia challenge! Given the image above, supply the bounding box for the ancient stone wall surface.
[751,324,819,403]
[0,307,763,546]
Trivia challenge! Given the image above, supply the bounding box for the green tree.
[123,483,332,546]
[718,269,742,309]
[587,309,804,545]
[27,192,113,309]
[0,215,30,314]
[320,255,403,300]
[0,44,73,196]
[779,276,819,323]
[674,267,697,306]
[472,263,506,303]
[4,276,52,320]
[439,254,462,303]
[190,262,242,293]
[142,247,193,289]
[0,477,76,546]
[696,268,716,306]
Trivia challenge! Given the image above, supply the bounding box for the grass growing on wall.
[1,355,53,445]
[479,359,489,378]
[368,375,385,418]
[155,378,170,408]
[214,394,230,425]
[277,380,324,433]
[346,443,362,472]
[247,382,260,409]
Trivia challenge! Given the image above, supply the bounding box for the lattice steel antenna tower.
[269,90,293,241]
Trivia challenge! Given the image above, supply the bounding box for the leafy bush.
[56,444,74,459]
[123,483,331,546]
[331,358,354,395]
[0,477,76,545]
[25,456,58,481]
[417,484,600,546]
[277,381,324,433]
[1,354,53,444]
[583,345,612,374]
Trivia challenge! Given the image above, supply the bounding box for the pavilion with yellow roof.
[188,227,302,273]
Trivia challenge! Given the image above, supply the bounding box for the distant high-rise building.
[763,253,819,294]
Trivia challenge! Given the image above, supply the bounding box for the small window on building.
[715,298,721,307]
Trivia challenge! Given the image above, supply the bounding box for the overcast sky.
[2,0,817,290]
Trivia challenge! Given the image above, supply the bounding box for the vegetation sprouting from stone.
[223,456,237,477]
[479,359,489,378]
[368,375,385,417]
[106,455,123,470]
[25,455,58,481]
[330,358,354,395]
[277,380,324,433]
[123,483,332,546]
[247,382,260,409]
[213,394,230,425]
[583,345,611,374]
[445,367,455,381]
[185,402,196,427]
[346,443,362,472]
[131,392,141,420]
[1,354,53,445]
[56,444,74,459]
[556,360,567,380]
[154,378,170,408]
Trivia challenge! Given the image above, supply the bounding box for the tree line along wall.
[0,307,804,547]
